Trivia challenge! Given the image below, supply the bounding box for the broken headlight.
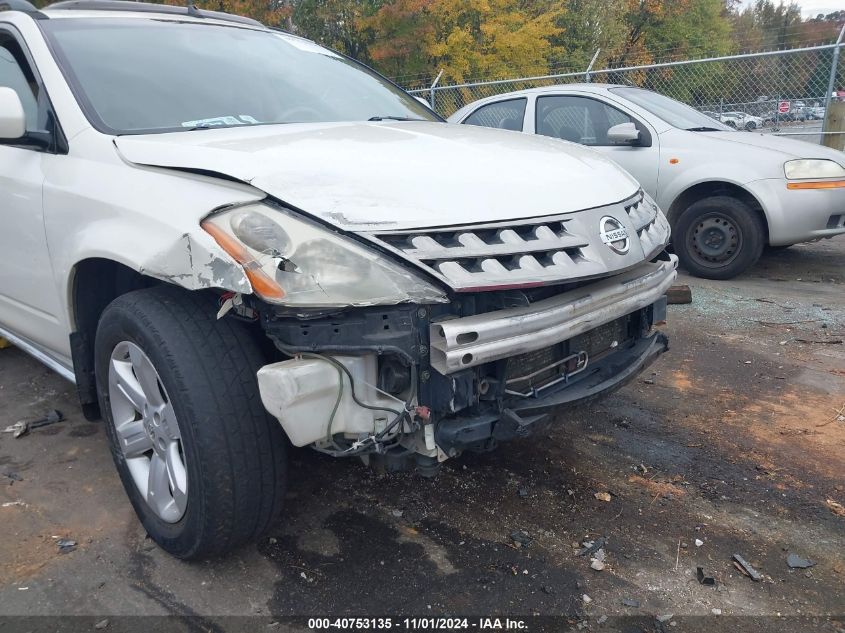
[202,203,447,307]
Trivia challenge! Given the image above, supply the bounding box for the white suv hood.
[115,121,639,231]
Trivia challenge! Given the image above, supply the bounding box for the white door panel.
[596,145,660,198]
[533,93,661,200]
[0,146,65,352]
[0,29,66,354]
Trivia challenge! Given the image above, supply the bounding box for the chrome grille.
[625,193,670,260]
[364,191,670,291]
[377,219,601,285]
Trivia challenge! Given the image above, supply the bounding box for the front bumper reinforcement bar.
[430,255,678,374]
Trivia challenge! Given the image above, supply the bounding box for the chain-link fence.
[407,41,845,148]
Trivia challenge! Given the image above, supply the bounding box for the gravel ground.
[0,239,843,632]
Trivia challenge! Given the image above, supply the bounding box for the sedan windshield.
[610,87,732,132]
[40,18,438,134]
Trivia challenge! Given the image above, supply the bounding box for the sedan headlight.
[202,204,447,307]
[784,159,845,180]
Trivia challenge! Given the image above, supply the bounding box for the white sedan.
[717,111,764,131]
[449,85,845,279]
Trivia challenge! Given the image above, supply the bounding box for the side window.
[463,98,526,132]
[536,95,635,146]
[0,32,40,131]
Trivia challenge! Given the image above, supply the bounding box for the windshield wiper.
[368,115,426,122]
[686,126,722,132]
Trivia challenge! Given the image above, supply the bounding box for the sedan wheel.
[688,213,742,270]
[674,195,765,280]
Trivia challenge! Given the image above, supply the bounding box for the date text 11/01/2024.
[308,618,529,630]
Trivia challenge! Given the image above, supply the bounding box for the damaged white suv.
[0,0,677,558]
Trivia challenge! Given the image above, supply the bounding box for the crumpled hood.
[114,121,639,231]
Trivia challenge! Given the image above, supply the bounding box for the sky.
[739,0,845,18]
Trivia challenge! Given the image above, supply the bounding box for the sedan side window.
[463,98,526,132]
[0,34,40,131]
[536,95,634,146]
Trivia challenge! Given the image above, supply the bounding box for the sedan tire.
[674,196,765,280]
[94,285,287,559]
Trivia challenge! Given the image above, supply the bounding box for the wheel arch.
[666,181,769,244]
[68,256,268,419]
[68,258,159,418]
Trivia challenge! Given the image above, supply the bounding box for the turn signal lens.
[201,220,286,301]
[786,180,845,190]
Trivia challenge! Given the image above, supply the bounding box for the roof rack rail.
[0,0,47,18]
[42,0,264,27]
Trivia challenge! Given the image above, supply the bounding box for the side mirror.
[607,122,640,145]
[414,95,431,108]
[0,87,25,140]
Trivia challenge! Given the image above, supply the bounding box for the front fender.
[64,221,253,298]
[659,167,761,216]
[43,129,265,332]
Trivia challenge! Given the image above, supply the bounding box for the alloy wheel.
[108,341,188,523]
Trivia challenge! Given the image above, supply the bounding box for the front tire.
[674,196,765,280]
[95,286,287,559]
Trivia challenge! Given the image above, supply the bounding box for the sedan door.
[531,93,661,198]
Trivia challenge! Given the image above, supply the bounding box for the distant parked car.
[802,106,825,120]
[719,111,763,131]
[761,110,782,125]
[449,84,845,279]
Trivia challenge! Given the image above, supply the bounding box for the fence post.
[823,24,845,144]
[825,102,845,150]
[430,69,443,112]
[584,49,601,83]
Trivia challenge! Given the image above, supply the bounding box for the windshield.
[40,18,438,134]
[610,87,732,131]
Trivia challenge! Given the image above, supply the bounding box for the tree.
[548,0,627,72]
[730,0,803,50]
[291,0,382,61]
[360,0,434,82]
[423,0,564,83]
[609,0,732,67]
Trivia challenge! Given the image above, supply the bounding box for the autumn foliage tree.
[95,0,843,90]
[360,0,434,80]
